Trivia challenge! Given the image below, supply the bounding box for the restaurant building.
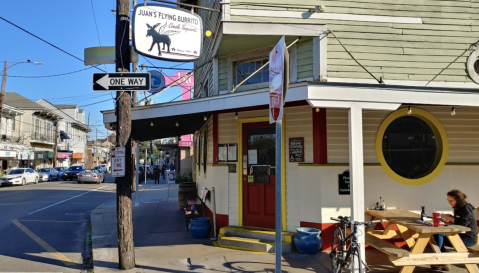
[103,0,479,253]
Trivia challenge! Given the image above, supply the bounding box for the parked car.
[38,168,60,182]
[0,168,38,186]
[55,167,68,179]
[63,165,86,180]
[94,165,107,174]
[78,170,105,184]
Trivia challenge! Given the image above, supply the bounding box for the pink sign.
[179,141,193,147]
[179,135,192,147]
[57,152,69,159]
[164,72,194,101]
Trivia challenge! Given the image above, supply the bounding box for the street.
[0,173,117,272]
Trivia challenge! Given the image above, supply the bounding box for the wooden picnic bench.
[365,209,479,273]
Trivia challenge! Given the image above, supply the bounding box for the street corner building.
[102,0,479,254]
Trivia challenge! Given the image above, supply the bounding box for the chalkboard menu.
[338,170,350,195]
[289,137,304,162]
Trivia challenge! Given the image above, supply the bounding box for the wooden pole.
[115,0,135,269]
[0,61,8,130]
[53,121,59,168]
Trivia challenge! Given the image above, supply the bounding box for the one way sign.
[93,73,151,91]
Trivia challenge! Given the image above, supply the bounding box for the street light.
[0,60,44,127]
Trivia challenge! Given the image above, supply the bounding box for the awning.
[72,153,85,159]
[59,130,70,140]
[47,152,54,159]
[102,83,308,141]
[57,152,69,159]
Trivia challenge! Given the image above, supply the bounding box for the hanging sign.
[111,147,126,177]
[132,4,203,62]
[269,36,289,123]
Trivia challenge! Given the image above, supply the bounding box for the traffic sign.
[93,73,151,91]
[111,147,126,177]
[269,36,289,123]
[148,70,165,93]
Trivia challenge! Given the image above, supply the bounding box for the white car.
[0,168,39,186]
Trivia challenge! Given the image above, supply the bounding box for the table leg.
[383,222,393,236]
[396,224,416,249]
[399,233,432,273]
[429,237,441,253]
[447,233,479,273]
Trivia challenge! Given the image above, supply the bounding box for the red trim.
[312,108,327,164]
[203,205,229,236]
[213,112,218,164]
[214,100,309,114]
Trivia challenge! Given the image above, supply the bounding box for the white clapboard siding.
[284,106,313,231]
[327,106,479,163]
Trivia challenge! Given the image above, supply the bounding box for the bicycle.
[330,216,372,273]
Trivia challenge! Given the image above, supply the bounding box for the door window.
[246,127,276,176]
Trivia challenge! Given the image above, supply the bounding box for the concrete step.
[217,235,292,253]
[221,226,295,243]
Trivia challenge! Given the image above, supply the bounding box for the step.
[218,235,292,253]
[220,226,295,243]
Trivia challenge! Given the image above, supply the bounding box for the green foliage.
[175,173,193,183]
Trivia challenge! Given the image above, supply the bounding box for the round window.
[376,107,449,185]
[382,116,438,179]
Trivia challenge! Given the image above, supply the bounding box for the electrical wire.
[0,16,106,73]
[6,67,95,78]
[328,30,383,84]
[89,0,108,74]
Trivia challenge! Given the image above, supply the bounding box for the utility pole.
[96,129,98,167]
[53,121,59,168]
[0,61,8,128]
[115,0,135,269]
[149,140,153,166]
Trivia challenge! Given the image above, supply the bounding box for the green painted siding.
[219,57,228,91]
[194,0,221,98]
[229,0,479,83]
[296,39,314,80]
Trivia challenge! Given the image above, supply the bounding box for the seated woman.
[432,189,477,271]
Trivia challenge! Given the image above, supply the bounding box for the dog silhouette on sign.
[146,22,180,56]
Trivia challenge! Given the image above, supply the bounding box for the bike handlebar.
[330,216,372,228]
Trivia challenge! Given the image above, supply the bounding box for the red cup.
[433,212,441,227]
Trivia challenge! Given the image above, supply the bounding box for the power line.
[0,16,106,72]
[6,67,95,78]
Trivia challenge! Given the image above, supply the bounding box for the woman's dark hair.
[447,189,468,208]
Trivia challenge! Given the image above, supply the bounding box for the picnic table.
[365,208,479,273]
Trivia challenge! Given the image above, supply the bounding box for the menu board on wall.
[217,143,238,162]
[289,137,304,162]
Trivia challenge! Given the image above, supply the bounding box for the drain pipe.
[210,187,217,240]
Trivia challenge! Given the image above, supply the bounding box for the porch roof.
[101,82,479,141]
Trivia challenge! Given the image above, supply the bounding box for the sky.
[0,0,193,141]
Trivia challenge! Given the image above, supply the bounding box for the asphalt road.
[0,174,117,272]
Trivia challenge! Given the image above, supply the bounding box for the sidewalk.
[90,182,469,273]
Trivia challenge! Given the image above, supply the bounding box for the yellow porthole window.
[375,107,449,186]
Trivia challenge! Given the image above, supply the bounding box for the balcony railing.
[31,132,54,143]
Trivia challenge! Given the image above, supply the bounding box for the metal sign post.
[269,36,289,272]
[136,144,140,206]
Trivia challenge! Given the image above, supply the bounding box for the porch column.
[348,104,365,266]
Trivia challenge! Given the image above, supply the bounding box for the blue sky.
[1,0,193,141]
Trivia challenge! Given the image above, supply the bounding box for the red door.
[242,122,276,229]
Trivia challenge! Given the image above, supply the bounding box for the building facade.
[103,0,479,253]
[4,93,61,170]
[37,101,90,167]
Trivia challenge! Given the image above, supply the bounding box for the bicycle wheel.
[331,227,345,273]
